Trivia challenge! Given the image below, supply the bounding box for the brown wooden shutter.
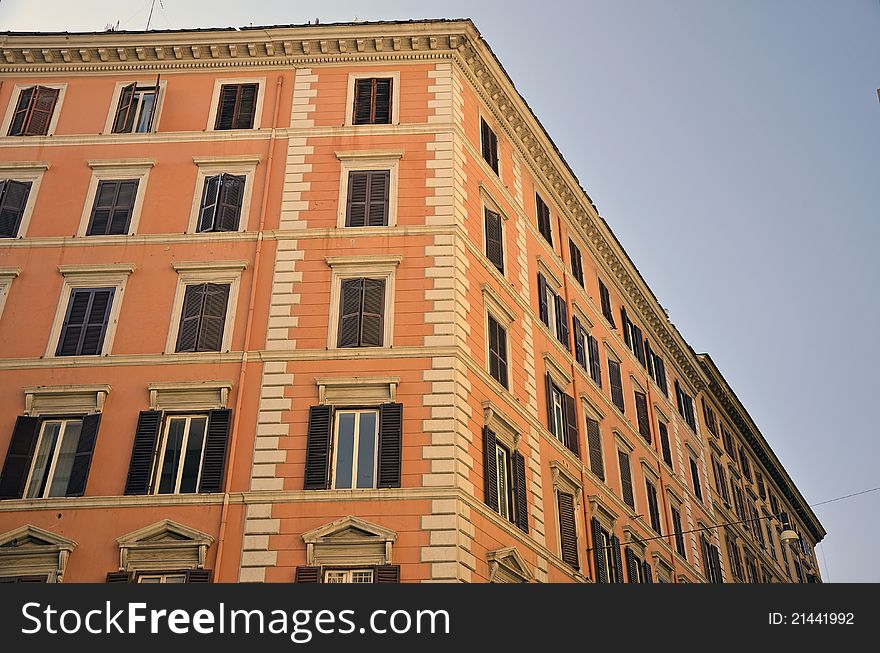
[65,413,101,497]
[618,449,634,509]
[8,87,34,136]
[56,288,114,356]
[631,324,646,366]
[199,409,231,493]
[87,179,138,236]
[545,372,556,436]
[353,79,374,125]
[21,86,59,136]
[536,194,552,245]
[512,450,528,533]
[106,571,133,583]
[480,118,498,173]
[232,84,258,129]
[555,295,570,350]
[562,393,580,457]
[690,458,703,501]
[0,416,41,499]
[642,560,653,583]
[621,306,631,347]
[144,74,161,132]
[599,279,615,327]
[658,421,673,469]
[186,569,212,583]
[375,564,400,583]
[294,566,321,583]
[376,402,402,488]
[588,334,602,388]
[197,175,222,232]
[124,410,162,495]
[483,426,499,512]
[610,534,623,582]
[216,174,245,232]
[176,284,206,352]
[372,79,393,125]
[625,546,638,583]
[0,180,32,238]
[557,491,579,570]
[608,359,624,413]
[484,208,504,273]
[487,315,508,388]
[346,171,369,227]
[634,391,651,442]
[360,278,385,347]
[586,416,604,480]
[304,405,332,490]
[337,278,363,347]
[112,83,138,133]
[569,238,583,285]
[367,170,390,227]
[572,315,585,368]
[646,480,661,534]
[537,272,549,325]
[194,283,230,352]
[590,518,608,583]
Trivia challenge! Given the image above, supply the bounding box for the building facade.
[0,19,824,583]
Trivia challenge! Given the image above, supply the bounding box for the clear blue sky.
[2,0,878,582]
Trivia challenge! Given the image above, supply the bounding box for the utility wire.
[809,486,880,508]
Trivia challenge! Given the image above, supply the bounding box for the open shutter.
[22,86,59,136]
[0,180,31,238]
[555,296,569,349]
[611,534,624,583]
[112,83,137,133]
[599,279,615,327]
[557,491,579,570]
[65,413,101,497]
[216,174,245,232]
[294,566,321,583]
[545,372,555,436]
[360,278,385,347]
[186,569,212,583]
[367,170,390,227]
[625,546,638,583]
[215,85,239,130]
[346,171,368,227]
[197,175,222,232]
[643,560,654,583]
[124,410,162,495]
[353,79,374,125]
[569,239,583,285]
[658,421,673,469]
[0,416,41,499]
[537,272,548,326]
[512,450,528,533]
[588,334,602,388]
[106,571,133,583]
[618,450,634,509]
[144,74,160,132]
[586,417,604,480]
[375,564,400,583]
[484,208,504,273]
[482,426,499,512]
[591,518,608,584]
[234,84,257,129]
[176,284,206,352]
[196,283,229,352]
[563,393,579,457]
[609,360,624,413]
[634,391,651,443]
[376,402,402,488]
[79,288,114,356]
[372,79,392,125]
[304,405,332,490]
[338,278,363,347]
[9,87,34,136]
[199,409,231,493]
[572,315,585,368]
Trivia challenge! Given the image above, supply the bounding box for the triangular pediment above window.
[487,547,534,583]
[302,515,397,545]
[116,520,213,572]
[302,516,397,566]
[0,524,77,550]
[0,525,77,583]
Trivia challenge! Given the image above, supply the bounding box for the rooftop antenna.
[146,0,165,30]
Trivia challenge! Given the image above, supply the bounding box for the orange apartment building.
[0,19,823,583]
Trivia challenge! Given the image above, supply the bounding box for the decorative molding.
[148,381,232,411]
[87,158,155,170]
[0,525,77,583]
[487,547,533,583]
[171,260,248,272]
[116,519,213,572]
[315,376,399,405]
[334,150,404,161]
[302,515,397,566]
[23,384,110,416]
[58,263,135,276]
[0,161,50,172]
[192,154,262,166]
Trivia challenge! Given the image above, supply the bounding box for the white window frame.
[46,264,133,358]
[187,156,260,234]
[76,160,154,237]
[494,439,512,520]
[153,413,210,495]
[0,161,48,238]
[165,261,246,354]
[205,77,266,131]
[0,83,68,137]
[331,408,380,490]
[323,568,375,583]
[344,71,401,127]
[137,572,188,584]
[326,255,400,350]
[482,284,516,391]
[102,79,168,135]
[22,418,84,499]
[335,150,402,228]
[0,268,20,320]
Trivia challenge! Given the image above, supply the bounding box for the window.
[746,555,760,584]
[536,193,552,246]
[22,419,84,498]
[56,288,115,356]
[537,271,569,349]
[111,80,160,134]
[483,425,527,531]
[0,180,31,238]
[618,449,635,509]
[590,518,621,583]
[690,457,703,501]
[85,180,138,236]
[337,278,386,348]
[346,170,390,227]
[585,415,604,480]
[196,174,245,232]
[545,372,579,456]
[634,390,651,442]
[568,239,584,286]
[727,536,743,581]
[739,447,753,482]
[625,546,652,583]
[484,207,504,273]
[352,78,393,125]
[598,278,615,326]
[332,410,379,489]
[7,86,59,136]
[138,572,188,584]
[721,424,735,457]
[670,505,686,559]
[324,568,375,583]
[480,117,499,174]
[549,383,566,443]
[214,83,259,130]
[608,358,625,413]
[702,398,718,437]
[646,343,668,395]
[620,306,647,367]
[175,283,231,353]
[700,534,723,583]
[675,380,697,431]
[646,479,662,534]
[557,490,579,570]
[154,415,209,494]
[769,492,780,517]
[494,441,511,520]
[712,457,730,503]
[573,314,602,388]
[487,314,508,389]
[658,420,673,470]
[756,472,766,500]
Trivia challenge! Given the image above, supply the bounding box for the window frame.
[187,156,259,234]
[0,161,46,238]
[0,268,19,320]
[323,567,376,583]
[335,151,401,229]
[616,441,636,511]
[76,160,152,237]
[1,83,67,137]
[330,408,381,490]
[326,256,399,350]
[482,285,515,392]
[22,417,85,499]
[205,77,266,131]
[344,72,401,127]
[479,115,500,176]
[102,79,168,135]
[152,413,210,495]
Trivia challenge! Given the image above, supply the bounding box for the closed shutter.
[562,393,580,457]
[621,307,630,346]
[480,118,498,173]
[346,171,368,227]
[367,171,390,227]
[360,278,385,347]
[586,417,604,480]
[555,295,570,349]
[608,359,624,413]
[186,569,212,583]
[537,272,549,326]
[112,83,138,133]
[642,560,653,583]
[690,458,703,500]
[375,565,400,583]
[18,86,59,136]
[658,421,673,469]
[294,566,321,583]
[569,239,583,285]
[588,334,602,387]
[611,534,624,583]
[618,449,634,509]
[625,546,639,583]
[484,208,504,273]
[572,315,586,368]
[124,410,162,495]
[0,416,41,499]
[199,409,231,493]
[87,179,138,235]
[304,405,332,490]
[591,518,607,584]
[0,180,32,238]
[645,339,654,377]
[599,279,615,326]
[216,174,245,232]
[215,84,257,130]
[545,372,555,436]
[487,315,508,388]
[483,426,499,512]
[372,79,393,125]
[634,391,651,442]
[353,78,392,125]
[376,402,403,488]
[655,356,668,395]
[646,481,661,534]
[536,194,552,245]
[710,545,723,583]
[557,491,579,570]
[512,450,528,533]
[631,324,646,366]
[353,79,374,125]
[65,413,101,497]
[197,283,230,352]
[106,571,133,583]
[197,175,222,232]
[346,170,389,227]
[9,87,34,136]
[56,288,114,356]
[338,278,363,347]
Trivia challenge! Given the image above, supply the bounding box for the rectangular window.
[197,174,245,232]
[332,409,379,489]
[545,375,579,457]
[568,239,584,286]
[671,505,686,559]
[588,334,602,388]
[728,537,743,580]
[598,278,615,326]
[175,283,230,353]
[658,420,673,470]
[675,380,697,431]
[155,415,209,494]
[756,472,766,500]
[646,344,668,395]
[537,272,568,348]
[634,390,651,442]
[608,358,625,413]
[337,278,386,348]
[56,287,115,356]
[739,447,753,482]
[712,458,730,503]
[346,170,390,228]
[585,416,604,480]
[573,315,588,371]
[721,424,735,456]
[0,179,32,238]
[482,426,528,532]
[690,457,703,501]
[487,314,508,389]
[23,419,84,498]
[536,193,553,246]
[618,449,635,509]
[86,179,138,236]
[646,479,662,534]
[112,80,159,133]
[352,78,392,125]
[557,490,579,570]
[214,83,258,130]
[494,441,512,521]
[9,86,59,136]
[702,398,718,437]
[701,535,723,583]
[138,573,188,584]
[480,117,499,174]
[484,207,504,273]
[620,306,647,367]
[324,569,375,584]
[593,526,617,583]
[549,383,566,445]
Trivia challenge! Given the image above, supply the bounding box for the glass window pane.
[180,417,207,494]
[135,92,155,132]
[47,420,82,497]
[355,411,377,489]
[496,446,509,519]
[352,570,373,583]
[25,422,61,498]
[334,412,356,489]
[165,574,187,583]
[158,418,186,494]
[138,576,162,583]
[324,571,347,583]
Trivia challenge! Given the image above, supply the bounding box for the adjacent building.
[0,19,824,583]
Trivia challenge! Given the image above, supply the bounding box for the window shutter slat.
[360,278,385,347]
[338,278,363,347]
[346,171,368,227]
[537,272,548,326]
[658,421,673,469]
[618,449,634,509]
[196,283,229,352]
[588,335,602,388]
[186,569,212,583]
[304,405,332,490]
[106,571,133,583]
[634,391,651,442]
[591,518,608,584]
[199,409,231,493]
[112,83,138,134]
[294,566,321,583]
[353,79,374,125]
[197,175,222,232]
[484,208,504,273]
[367,170,390,227]
[375,564,400,583]
[557,491,579,570]
[65,413,101,497]
[555,295,570,350]
[586,417,604,480]
[216,174,245,232]
[377,402,403,488]
[0,416,41,499]
[512,450,528,533]
[611,534,624,583]
[124,411,162,495]
[482,426,499,512]
[0,179,32,238]
[372,79,393,125]
[563,392,579,457]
